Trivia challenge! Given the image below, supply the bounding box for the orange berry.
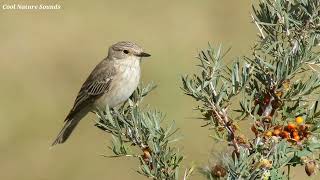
[292,131,299,137]
[293,135,300,141]
[273,129,281,136]
[295,117,304,125]
[265,131,272,137]
[287,123,297,131]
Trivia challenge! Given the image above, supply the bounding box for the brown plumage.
[51,41,150,146]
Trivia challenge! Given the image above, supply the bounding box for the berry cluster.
[252,117,310,143]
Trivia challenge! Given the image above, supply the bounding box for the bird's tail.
[51,111,87,147]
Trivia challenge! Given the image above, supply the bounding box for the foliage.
[182,0,320,179]
[95,84,183,180]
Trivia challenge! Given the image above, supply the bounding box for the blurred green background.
[0,0,315,179]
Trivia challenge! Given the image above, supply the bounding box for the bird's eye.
[123,50,129,54]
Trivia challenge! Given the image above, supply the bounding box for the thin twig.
[211,106,240,153]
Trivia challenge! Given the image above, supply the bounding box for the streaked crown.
[107,41,150,60]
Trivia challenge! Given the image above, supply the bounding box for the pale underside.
[94,57,141,110]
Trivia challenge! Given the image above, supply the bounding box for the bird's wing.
[66,60,116,120]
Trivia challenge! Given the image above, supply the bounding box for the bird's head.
[107,41,151,61]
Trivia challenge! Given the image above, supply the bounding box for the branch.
[96,84,183,180]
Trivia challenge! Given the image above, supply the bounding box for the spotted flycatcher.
[51,41,151,146]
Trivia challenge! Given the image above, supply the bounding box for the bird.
[51,41,151,146]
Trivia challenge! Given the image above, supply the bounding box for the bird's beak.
[137,52,151,57]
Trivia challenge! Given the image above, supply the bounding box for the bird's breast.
[95,60,141,109]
